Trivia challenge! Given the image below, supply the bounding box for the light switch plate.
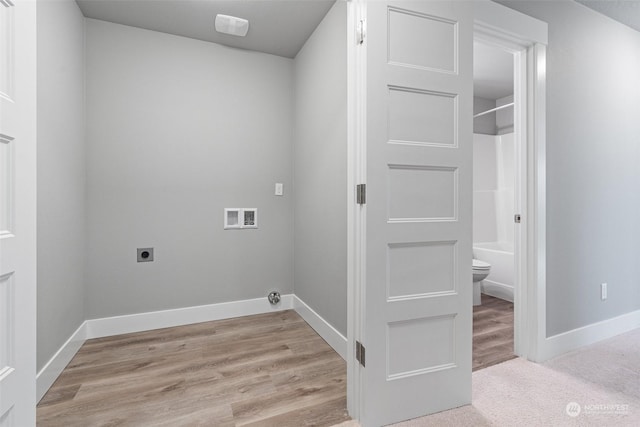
[275,183,284,196]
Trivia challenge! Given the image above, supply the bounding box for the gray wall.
[85,19,294,318]
[36,0,86,371]
[498,0,640,336]
[293,1,348,336]
[473,96,497,135]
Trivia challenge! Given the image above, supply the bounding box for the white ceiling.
[76,0,336,59]
[576,0,640,33]
[473,41,514,101]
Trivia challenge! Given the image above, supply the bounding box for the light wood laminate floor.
[37,310,349,426]
[473,294,516,371]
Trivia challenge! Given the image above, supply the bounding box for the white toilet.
[472,259,491,306]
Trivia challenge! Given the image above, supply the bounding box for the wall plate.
[137,248,154,262]
[224,208,241,229]
[224,208,258,229]
[243,208,257,228]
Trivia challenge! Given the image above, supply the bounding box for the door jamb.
[346,0,366,419]
[473,4,547,362]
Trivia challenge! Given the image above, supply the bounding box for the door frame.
[473,0,548,363]
[346,0,365,419]
[346,0,548,423]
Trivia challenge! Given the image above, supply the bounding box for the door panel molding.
[358,1,473,425]
[0,0,37,425]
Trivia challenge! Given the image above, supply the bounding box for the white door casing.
[473,0,548,362]
[359,1,473,425]
[0,0,37,425]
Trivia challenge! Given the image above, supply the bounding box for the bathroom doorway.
[471,7,548,366]
[472,40,517,370]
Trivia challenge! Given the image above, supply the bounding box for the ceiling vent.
[215,14,249,37]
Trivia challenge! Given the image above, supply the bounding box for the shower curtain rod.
[473,102,514,119]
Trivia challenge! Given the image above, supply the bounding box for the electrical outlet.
[601,283,607,301]
[137,248,154,262]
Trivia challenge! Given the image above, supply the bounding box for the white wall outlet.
[224,208,258,229]
[601,282,607,301]
[275,183,284,196]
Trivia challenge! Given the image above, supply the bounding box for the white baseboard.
[293,295,347,360]
[36,322,87,403]
[37,294,294,401]
[86,294,294,339]
[481,280,513,302]
[38,295,347,401]
[538,309,640,361]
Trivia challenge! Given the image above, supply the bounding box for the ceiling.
[75,1,638,88]
[576,0,640,33]
[473,0,640,100]
[76,0,336,59]
[473,41,513,101]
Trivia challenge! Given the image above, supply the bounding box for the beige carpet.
[334,328,640,426]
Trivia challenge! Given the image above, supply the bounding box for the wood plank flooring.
[37,310,350,427]
[473,294,516,371]
[39,296,513,425]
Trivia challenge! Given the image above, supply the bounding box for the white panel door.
[361,1,473,425]
[0,0,37,425]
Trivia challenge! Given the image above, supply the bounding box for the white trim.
[473,2,548,363]
[473,0,547,45]
[347,0,366,420]
[513,46,529,358]
[86,294,294,339]
[538,311,640,362]
[293,295,348,360]
[36,294,349,402]
[37,295,295,401]
[346,0,357,416]
[481,281,513,302]
[529,43,547,363]
[36,322,87,403]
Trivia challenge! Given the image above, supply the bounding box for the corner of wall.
[36,321,88,403]
[81,12,89,324]
[291,0,348,338]
[36,0,90,372]
[293,295,347,360]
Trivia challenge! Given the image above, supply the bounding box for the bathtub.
[473,242,514,302]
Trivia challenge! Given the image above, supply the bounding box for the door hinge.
[356,184,366,205]
[514,214,521,223]
[356,340,366,367]
[357,20,366,44]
